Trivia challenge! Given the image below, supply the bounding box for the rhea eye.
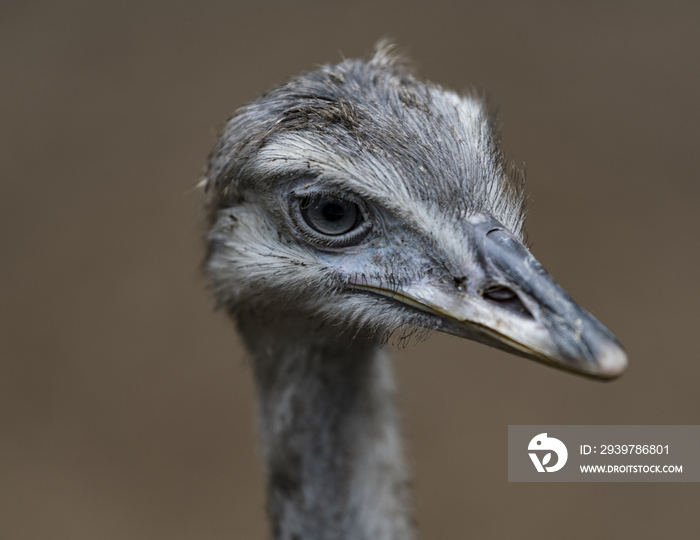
[291,192,372,248]
[301,195,362,235]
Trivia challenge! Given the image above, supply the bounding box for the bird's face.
[205,55,627,380]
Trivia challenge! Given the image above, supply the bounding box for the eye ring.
[289,190,372,248]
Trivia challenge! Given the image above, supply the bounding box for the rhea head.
[203,46,627,380]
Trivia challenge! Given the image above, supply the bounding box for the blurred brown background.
[2,1,699,539]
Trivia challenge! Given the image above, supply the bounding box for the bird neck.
[238,316,414,540]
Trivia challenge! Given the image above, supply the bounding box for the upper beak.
[353,216,627,380]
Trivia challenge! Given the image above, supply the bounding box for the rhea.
[202,45,627,540]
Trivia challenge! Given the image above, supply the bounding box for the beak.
[353,216,627,380]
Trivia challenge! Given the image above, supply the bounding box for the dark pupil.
[301,195,360,236]
[322,202,346,222]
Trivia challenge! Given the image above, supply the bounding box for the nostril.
[483,286,533,319]
[483,286,516,302]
